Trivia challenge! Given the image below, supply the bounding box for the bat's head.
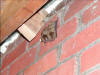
[40,20,57,43]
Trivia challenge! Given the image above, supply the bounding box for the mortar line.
[7,66,10,75]
[58,6,65,26]
[75,55,81,75]
[39,43,59,59]
[1,38,24,59]
[21,43,67,75]
[64,0,96,24]
[5,36,100,74]
[11,41,41,74]
[23,0,100,65]
[56,43,62,64]
[81,64,100,75]
[38,19,86,61]
[1,17,100,73]
[13,42,60,74]
[17,70,24,75]
[34,41,41,63]
[43,63,59,75]
[21,44,59,74]
[43,54,75,75]
[63,16,100,45]
[82,16,100,29]
[78,38,100,55]
[0,0,99,72]
[29,41,40,49]
[1,41,32,72]
[43,38,100,75]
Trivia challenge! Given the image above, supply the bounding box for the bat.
[41,20,57,43]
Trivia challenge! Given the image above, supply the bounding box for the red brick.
[29,30,41,47]
[1,68,7,75]
[1,41,26,70]
[64,0,93,21]
[80,43,100,73]
[9,47,36,75]
[19,72,24,75]
[61,20,100,61]
[24,49,57,75]
[47,58,75,75]
[89,69,100,75]
[5,36,24,56]
[39,17,77,56]
[82,1,100,24]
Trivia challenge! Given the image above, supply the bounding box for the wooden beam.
[18,0,65,41]
[0,0,48,43]
[0,0,29,25]
[18,9,48,41]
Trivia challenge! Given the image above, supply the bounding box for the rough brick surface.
[61,20,100,61]
[64,0,93,21]
[24,49,57,75]
[1,0,100,75]
[9,47,36,75]
[80,43,100,73]
[1,41,26,70]
[82,1,100,24]
[39,17,77,56]
[19,72,24,75]
[89,69,100,75]
[1,68,7,75]
[3,36,24,58]
[47,58,75,75]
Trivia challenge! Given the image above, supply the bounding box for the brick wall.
[1,0,100,75]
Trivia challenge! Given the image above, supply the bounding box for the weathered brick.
[18,72,24,75]
[9,47,36,75]
[80,43,100,73]
[24,49,57,75]
[47,58,75,75]
[61,20,100,61]
[1,68,7,75]
[39,17,77,56]
[6,35,24,55]
[82,1,100,24]
[1,41,26,70]
[64,0,93,21]
[89,69,100,75]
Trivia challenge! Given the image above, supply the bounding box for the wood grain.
[0,0,48,43]
[18,9,48,41]
[0,0,28,25]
